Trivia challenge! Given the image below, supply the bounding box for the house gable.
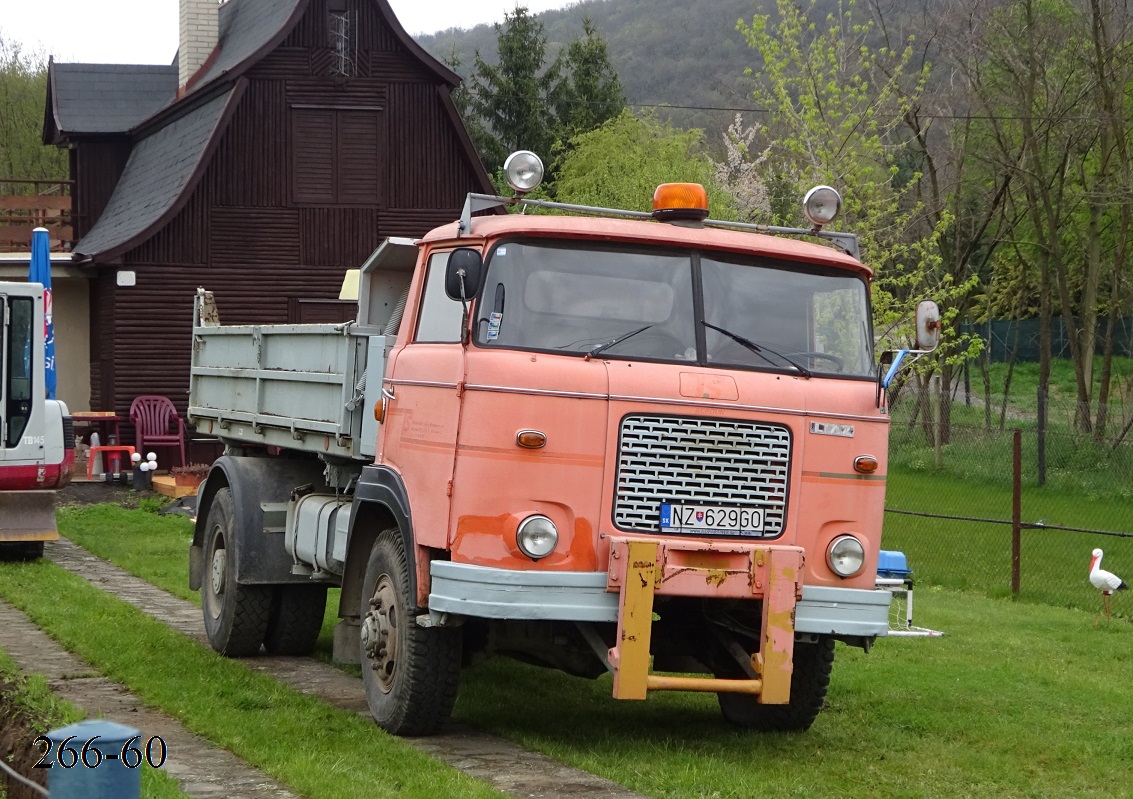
[60,0,493,418]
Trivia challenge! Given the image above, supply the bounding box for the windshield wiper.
[586,324,653,361]
[702,321,812,377]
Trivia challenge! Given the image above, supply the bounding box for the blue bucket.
[46,719,141,799]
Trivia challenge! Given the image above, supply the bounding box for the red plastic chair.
[129,395,186,469]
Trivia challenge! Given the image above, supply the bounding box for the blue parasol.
[28,226,56,399]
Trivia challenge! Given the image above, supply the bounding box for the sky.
[0,0,578,64]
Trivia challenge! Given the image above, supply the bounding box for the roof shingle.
[49,63,177,136]
[73,89,237,260]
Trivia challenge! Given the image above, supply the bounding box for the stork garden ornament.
[1088,548,1128,626]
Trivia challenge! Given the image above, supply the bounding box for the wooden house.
[42,0,492,435]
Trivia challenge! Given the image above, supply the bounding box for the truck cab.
[188,154,939,736]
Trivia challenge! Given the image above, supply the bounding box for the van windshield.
[473,240,874,378]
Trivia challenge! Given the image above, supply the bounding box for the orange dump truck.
[188,152,939,735]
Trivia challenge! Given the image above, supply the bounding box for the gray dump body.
[187,237,418,462]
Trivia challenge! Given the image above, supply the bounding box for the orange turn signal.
[854,455,879,474]
[652,183,709,222]
[374,399,385,424]
[516,430,547,449]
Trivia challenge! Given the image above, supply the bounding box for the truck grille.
[613,414,791,536]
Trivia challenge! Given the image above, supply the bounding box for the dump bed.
[187,238,418,461]
[188,315,382,460]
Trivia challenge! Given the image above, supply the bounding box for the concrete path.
[41,537,649,799]
[0,597,301,799]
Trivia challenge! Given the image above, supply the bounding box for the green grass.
[442,589,1133,799]
[884,466,1133,611]
[888,357,1133,499]
[976,356,1133,426]
[58,504,343,662]
[57,504,198,602]
[0,560,504,799]
[6,539,1133,799]
[43,505,1133,798]
[0,648,191,799]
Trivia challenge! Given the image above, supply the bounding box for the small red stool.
[88,446,136,479]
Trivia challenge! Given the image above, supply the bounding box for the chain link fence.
[883,421,1133,618]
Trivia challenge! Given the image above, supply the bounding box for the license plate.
[660,503,765,535]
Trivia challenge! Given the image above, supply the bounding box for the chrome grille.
[614,414,791,536]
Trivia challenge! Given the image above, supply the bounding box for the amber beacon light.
[652,183,709,222]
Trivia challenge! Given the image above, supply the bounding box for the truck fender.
[189,455,328,590]
[339,465,422,618]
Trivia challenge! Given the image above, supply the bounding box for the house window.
[291,107,384,206]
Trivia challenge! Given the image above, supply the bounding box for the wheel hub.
[210,547,227,596]
[362,575,399,694]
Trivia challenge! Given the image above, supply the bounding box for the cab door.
[380,250,466,551]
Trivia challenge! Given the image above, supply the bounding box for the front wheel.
[716,637,835,731]
[360,528,461,736]
[201,487,272,656]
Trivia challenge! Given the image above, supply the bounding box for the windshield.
[473,240,874,378]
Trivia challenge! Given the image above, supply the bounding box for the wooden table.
[71,412,123,446]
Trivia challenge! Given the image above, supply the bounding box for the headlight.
[827,535,865,577]
[503,151,544,194]
[803,185,842,227]
[516,515,558,559]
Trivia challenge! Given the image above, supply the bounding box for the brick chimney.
[179,0,219,89]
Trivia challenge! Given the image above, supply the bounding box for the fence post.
[46,719,141,799]
[1012,428,1022,594]
[933,374,943,469]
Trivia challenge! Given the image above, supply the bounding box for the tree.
[733,0,990,444]
[960,0,1133,444]
[466,7,563,170]
[0,33,66,181]
[712,113,771,222]
[554,110,737,217]
[553,17,625,142]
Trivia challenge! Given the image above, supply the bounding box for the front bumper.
[429,560,890,636]
[431,540,889,703]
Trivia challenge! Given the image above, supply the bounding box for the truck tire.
[201,488,272,656]
[716,636,835,731]
[360,527,460,736]
[264,585,327,656]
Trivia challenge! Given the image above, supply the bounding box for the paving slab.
[44,537,649,799]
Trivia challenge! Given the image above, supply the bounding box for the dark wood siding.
[73,140,131,239]
[90,0,487,422]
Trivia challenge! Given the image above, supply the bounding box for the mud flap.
[0,490,59,541]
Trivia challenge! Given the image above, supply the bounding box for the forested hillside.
[419,0,768,136]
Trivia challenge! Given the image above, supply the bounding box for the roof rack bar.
[458,193,861,260]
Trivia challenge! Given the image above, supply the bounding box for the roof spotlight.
[802,185,842,229]
[503,151,545,194]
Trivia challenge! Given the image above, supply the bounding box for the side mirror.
[877,299,942,406]
[915,300,941,352]
[445,248,484,301]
